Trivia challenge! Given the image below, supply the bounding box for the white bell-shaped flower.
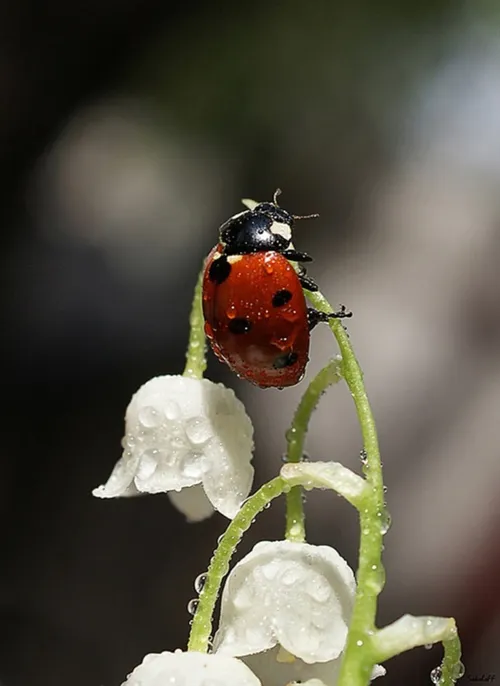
[122,650,261,686]
[214,540,355,661]
[93,375,254,519]
[213,540,385,686]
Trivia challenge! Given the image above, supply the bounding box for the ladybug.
[202,190,351,388]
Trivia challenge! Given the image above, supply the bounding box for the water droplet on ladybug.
[263,256,274,274]
[283,309,299,322]
[271,335,291,351]
[226,305,237,319]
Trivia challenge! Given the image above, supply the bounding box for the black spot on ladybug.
[272,289,293,308]
[209,256,231,284]
[273,351,298,369]
[228,317,253,334]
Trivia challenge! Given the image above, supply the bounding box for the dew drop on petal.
[181,453,210,479]
[233,584,255,609]
[305,576,331,602]
[261,562,279,582]
[311,609,331,629]
[164,401,181,420]
[122,433,136,449]
[136,451,160,479]
[138,405,161,428]
[280,567,302,586]
[185,417,212,445]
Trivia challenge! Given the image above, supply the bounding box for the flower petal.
[241,646,341,686]
[241,647,385,686]
[214,541,356,664]
[168,483,215,522]
[122,650,261,686]
[93,375,254,518]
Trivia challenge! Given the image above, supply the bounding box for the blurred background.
[1,0,500,684]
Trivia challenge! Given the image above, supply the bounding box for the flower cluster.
[93,244,462,686]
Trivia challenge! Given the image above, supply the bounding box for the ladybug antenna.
[292,211,320,221]
[273,188,319,220]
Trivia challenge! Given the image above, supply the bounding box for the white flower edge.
[241,645,386,686]
[92,375,254,519]
[214,540,356,664]
[280,462,369,505]
[122,650,261,686]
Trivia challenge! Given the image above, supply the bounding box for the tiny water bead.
[453,662,465,680]
[378,508,392,535]
[430,666,442,684]
[367,563,386,594]
[194,573,207,594]
[187,598,200,615]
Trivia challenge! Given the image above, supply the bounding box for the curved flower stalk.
[92,375,254,520]
[122,650,261,686]
[284,357,342,543]
[213,540,385,686]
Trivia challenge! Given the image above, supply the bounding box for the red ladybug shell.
[202,245,310,388]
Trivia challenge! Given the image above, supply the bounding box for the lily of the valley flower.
[93,375,254,520]
[122,650,261,686]
[213,540,386,686]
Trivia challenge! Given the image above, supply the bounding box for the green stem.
[306,290,386,686]
[187,477,287,653]
[440,627,463,685]
[285,358,342,542]
[183,264,207,380]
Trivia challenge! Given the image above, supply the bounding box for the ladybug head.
[219,195,295,256]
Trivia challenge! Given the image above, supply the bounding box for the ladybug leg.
[282,249,313,263]
[307,305,352,331]
[297,264,318,292]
